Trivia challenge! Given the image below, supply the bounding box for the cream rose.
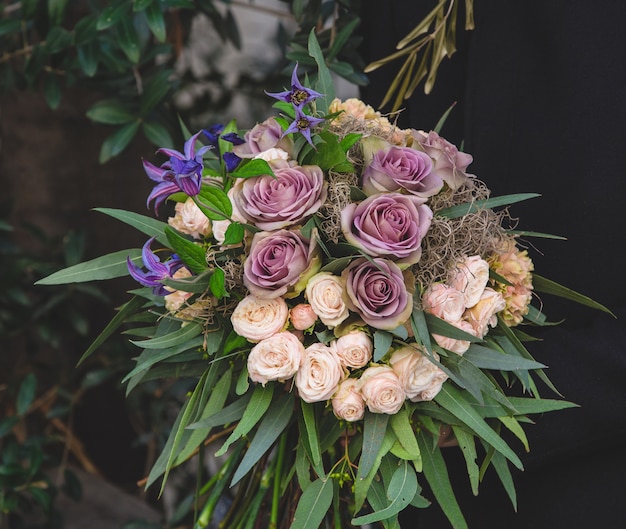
[334,331,373,369]
[168,197,212,239]
[465,287,506,338]
[432,319,476,355]
[305,272,349,328]
[421,283,466,322]
[247,332,305,385]
[295,343,344,403]
[357,365,405,415]
[253,147,290,162]
[164,267,194,312]
[231,296,289,343]
[389,346,448,402]
[448,256,490,308]
[332,378,365,422]
[290,303,318,331]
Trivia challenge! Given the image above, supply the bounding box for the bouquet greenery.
[38,31,610,529]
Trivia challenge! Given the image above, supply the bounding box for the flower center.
[290,89,309,105]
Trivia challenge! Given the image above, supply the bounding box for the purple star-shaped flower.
[127,238,184,296]
[143,131,212,212]
[266,63,323,108]
[283,105,325,147]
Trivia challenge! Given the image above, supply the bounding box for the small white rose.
[231,296,289,343]
[305,272,349,328]
[295,342,344,403]
[247,332,305,385]
[253,147,290,162]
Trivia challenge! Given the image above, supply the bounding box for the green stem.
[269,431,288,529]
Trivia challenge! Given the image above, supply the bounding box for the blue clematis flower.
[127,238,185,296]
[202,127,243,172]
[143,131,212,212]
[266,63,323,108]
[283,105,325,147]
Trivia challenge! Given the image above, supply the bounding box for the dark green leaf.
[130,321,202,349]
[463,344,545,371]
[48,0,69,26]
[16,373,37,416]
[77,42,98,77]
[44,74,61,110]
[0,19,21,38]
[533,274,614,316]
[142,121,174,148]
[87,100,136,124]
[94,208,169,246]
[117,15,141,63]
[307,29,334,114]
[99,121,141,163]
[209,268,226,299]
[291,478,334,529]
[373,330,393,362]
[97,3,127,31]
[162,270,211,293]
[45,26,72,54]
[187,393,252,430]
[164,226,207,273]
[140,69,172,115]
[74,15,98,44]
[359,412,389,478]
[145,0,166,42]
[436,194,540,219]
[327,18,360,61]
[229,158,275,179]
[195,186,232,221]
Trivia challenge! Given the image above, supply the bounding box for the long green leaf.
[301,401,324,476]
[187,393,252,430]
[290,478,334,529]
[435,384,523,470]
[215,384,274,457]
[230,392,294,486]
[354,428,395,513]
[94,208,169,246]
[450,426,479,496]
[36,249,141,285]
[359,412,390,478]
[416,431,468,529]
[164,226,207,273]
[130,321,202,349]
[389,408,421,466]
[533,274,614,315]
[78,296,145,365]
[308,29,334,115]
[436,193,540,219]
[463,344,545,371]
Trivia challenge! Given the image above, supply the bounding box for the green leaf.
[373,330,393,362]
[46,26,72,54]
[463,344,545,371]
[164,226,207,273]
[359,412,390,479]
[48,0,69,26]
[187,393,252,430]
[424,313,481,343]
[144,0,166,42]
[140,69,172,115]
[209,268,226,299]
[303,131,352,171]
[44,74,61,110]
[489,450,517,510]
[327,18,360,62]
[436,193,540,219]
[16,373,37,416]
[505,397,578,416]
[410,308,432,351]
[94,208,169,246]
[78,296,145,365]
[117,14,141,63]
[162,269,211,293]
[291,478,334,529]
[307,29,334,115]
[434,384,523,470]
[532,274,614,316]
[195,186,233,221]
[99,121,141,163]
[142,121,174,149]
[97,4,127,31]
[499,416,529,452]
[87,100,136,124]
[36,248,141,284]
[354,428,395,512]
[416,431,468,529]
[389,408,421,466]
[130,321,202,349]
[0,19,21,38]
[301,401,323,476]
[77,42,98,77]
[215,384,274,457]
[231,392,294,486]
[352,461,417,525]
[229,158,275,179]
[450,426,479,496]
[223,222,245,245]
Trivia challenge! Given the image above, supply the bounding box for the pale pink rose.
[231,295,289,343]
[168,198,211,239]
[422,283,466,322]
[499,284,533,327]
[329,98,379,120]
[492,240,534,287]
[305,272,349,328]
[247,332,305,385]
[290,303,318,330]
[465,287,506,338]
[253,147,290,162]
[334,331,373,369]
[164,267,194,312]
[232,117,294,157]
[448,256,490,308]
[432,319,476,355]
[356,365,405,415]
[295,343,344,403]
[332,378,365,422]
[389,346,448,402]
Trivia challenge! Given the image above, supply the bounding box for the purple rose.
[244,229,320,298]
[410,130,473,190]
[232,117,293,157]
[362,144,443,198]
[233,164,327,231]
[341,193,432,267]
[341,258,413,330]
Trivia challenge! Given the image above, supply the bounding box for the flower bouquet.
[38,32,610,529]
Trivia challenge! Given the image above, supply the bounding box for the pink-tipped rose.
[357,365,405,415]
[290,303,318,330]
[389,346,448,402]
[295,342,344,403]
[244,229,320,299]
[341,193,432,267]
[342,258,413,330]
[232,117,293,157]
[247,332,305,385]
[332,378,366,422]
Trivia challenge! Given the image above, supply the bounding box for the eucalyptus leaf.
[358,412,390,479]
[94,208,168,246]
[130,321,202,350]
[436,193,540,219]
[533,274,614,315]
[373,331,393,362]
[307,29,334,114]
[291,478,334,529]
[463,344,545,371]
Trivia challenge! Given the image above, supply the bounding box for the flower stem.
[269,431,288,529]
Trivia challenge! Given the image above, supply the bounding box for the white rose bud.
[332,378,365,422]
[422,283,466,322]
[305,272,349,328]
[448,255,490,308]
[247,332,305,385]
[231,296,289,343]
[168,198,212,239]
[389,346,448,402]
[356,365,405,415]
[334,331,373,369]
[295,343,344,403]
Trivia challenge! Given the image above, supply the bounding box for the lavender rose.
[341,193,432,267]
[232,164,327,231]
[341,258,413,330]
[244,229,320,299]
[410,130,473,190]
[361,139,443,198]
[232,117,294,157]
